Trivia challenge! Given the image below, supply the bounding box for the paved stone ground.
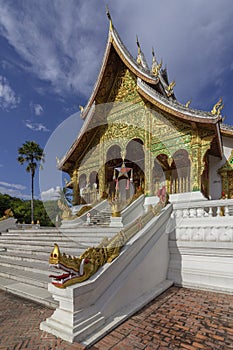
[0,286,232,350]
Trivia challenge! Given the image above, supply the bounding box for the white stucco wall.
[209,135,233,199]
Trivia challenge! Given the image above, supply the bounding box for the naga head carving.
[49,243,109,288]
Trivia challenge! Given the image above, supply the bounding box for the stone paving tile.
[0,286,233,350]
[0,290,84,350]
[91,286,233,350]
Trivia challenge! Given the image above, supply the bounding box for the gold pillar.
[190,133,202,191]
[144,106,153,195]
[190,132,213,192]
[99,140,106,196]
[72,169,80,205]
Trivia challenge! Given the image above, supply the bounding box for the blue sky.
[0,0,233,200]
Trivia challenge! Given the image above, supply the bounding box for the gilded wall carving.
[108,67,139,103]
[150,110,191,157]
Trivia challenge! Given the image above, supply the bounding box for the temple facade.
[58,16,233,208]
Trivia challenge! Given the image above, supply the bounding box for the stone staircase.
[0,226,119,307]
[89,205,112,226]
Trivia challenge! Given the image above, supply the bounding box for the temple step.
[0,275,57,308]
[89,207,112,225]
[0,263,49,288]
[0,226,119,307]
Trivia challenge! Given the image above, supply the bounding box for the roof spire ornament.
[152,47,157,64]
[185,99,192,108]
[211,97,224,116]
[136,35,142,65]
[151,47,162,77]
[136,35,149,70]
[106,5,113,31]
[166,80,176,96]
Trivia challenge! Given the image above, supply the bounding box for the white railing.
[173,198,233,218]
[168,198,233,294]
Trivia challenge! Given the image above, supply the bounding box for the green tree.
[0,193,11,217]
[17,141,44,224]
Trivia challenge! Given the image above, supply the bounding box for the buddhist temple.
[58,12,233,208]
[39,11,233,346]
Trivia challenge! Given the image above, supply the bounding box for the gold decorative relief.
[108,67,139,103]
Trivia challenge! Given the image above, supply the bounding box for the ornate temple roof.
[58,12,226,172]
[80,14,176,120]
[220,123,233,137]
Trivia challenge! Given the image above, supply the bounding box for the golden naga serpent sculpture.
[49,198,167,288]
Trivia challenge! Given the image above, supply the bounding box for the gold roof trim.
[137,78,221,124]
[220,124,233,137]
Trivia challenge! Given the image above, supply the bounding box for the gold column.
[190,131,202,191]
[144,106,153,195]
[98,139,106,196]
[190,131,213,192]
[72,169,80,205]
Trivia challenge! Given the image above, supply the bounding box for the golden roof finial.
[151,47,157,65]
[167,80,176,92]
[211,97,224,116]
[152,47,155,59]
[136,35,142,64]
[79,105,84,112]
[152,61,162,77]
[106,5,113,31]
[136,35,141,53]
[185,99,192,108]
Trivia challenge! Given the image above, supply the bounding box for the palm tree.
[17,141,44,224]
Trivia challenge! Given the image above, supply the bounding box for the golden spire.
[185,99,192,108]
[211,97,224,115]
[136,35,142,64]
[152,47,157,68]
[106,5,113,31]
[167,80,176,92]
[152,47,155,60]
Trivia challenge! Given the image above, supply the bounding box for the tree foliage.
[0,193,55,226]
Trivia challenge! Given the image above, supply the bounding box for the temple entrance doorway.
[153,150,190,195]
[105,139,145,205]
[105,145,122,198]
[125,138,145,195]
[170,150,191,193]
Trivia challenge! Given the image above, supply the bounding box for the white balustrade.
[173,198,233,219]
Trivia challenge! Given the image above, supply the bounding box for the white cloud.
[0,75,20,109]
[41,186,61,201]
[30,103,43,116]
[24,120,49,132]
[0,1,104,97]
[0,181,26,190]
[0,181,30,199]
